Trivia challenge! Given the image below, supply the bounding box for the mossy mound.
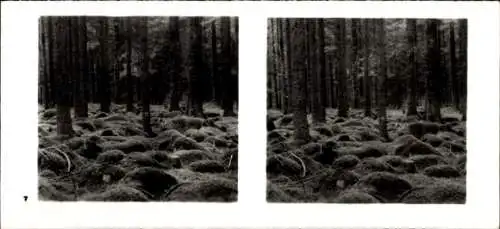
[165,177,237,202]
[399,182,466,204]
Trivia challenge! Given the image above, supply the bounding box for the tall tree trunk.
[221,17,236,116]
[449,21,459,111]
[337,19,349,118]
[140,17,153,136]
[363,19,372,117]
[211,19,218,104]
[290,18,310,145]
[284,19,293,112]
[113,19,121,103]
[98,17,111,113]
[188,17,205,117]
[351,19,360,109]
[426,19,442,122]
[458,19,467,121]
[407,19,418,116]
[277,20,288,113]
[74,17,88,118]
[310,19,323,124]
[41,18,51,108]
[54,17,74,137]
[169,17,183,111]
[316,19,327,122]
[377,19,389,141]
[126,17,134,112]
[47,17,56,108]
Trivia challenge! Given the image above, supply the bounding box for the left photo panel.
[37,16,239,202]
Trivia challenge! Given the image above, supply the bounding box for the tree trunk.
[377,19,389,141]
[188,17,205,117]
[74,17,88,118]
[211,19,218,104]
[169,17,183,111]
[41,18,51,108]
[290,18,310,145]
[337,19,349,118]
[351,19,360,109]
[113,19,121,102]
[407,19,418,116]
[363,19,372,117]
[221,17,236,116]
[449,21,459,111]
[426,19,442,122]
[98,17,111,113]
[125,17,134,112]
[310,19,324,124]
[140,17,153,136]
[54,17,74,137]
[458,19,467,121]
[316,19,327,122]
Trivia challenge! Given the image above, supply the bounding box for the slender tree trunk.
[290,18,310,145]
[310,19,323,124]
[41,18,51,108]
[317,19,327,122]
[140,17,153,136]
[74,17,88,118]
[188,17,205,117]
[426,19,442,122]
[113,19,121,102]
[98,17,111,113]
[284,19,294,112]
[351,19,360,109]
[54,17,74,137]
[407,19,418,116]
[277,20,288,113]
[337,19,349,118]
[169,17,183,111]
[211,19,218,104]
[221,17,236,116]
[47,17,56,108]
[125,17,134,112]
[363,19,372,117]
[377,19,389,141]
[458,19,467,121]
[449,22,459,111]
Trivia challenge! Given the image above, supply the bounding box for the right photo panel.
[266,18,467,204]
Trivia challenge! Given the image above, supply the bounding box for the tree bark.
[458,19,467,121]
[140,17,153,136]
[98,17,111,113]
[337,19,349,118]
[363,19,372,117]
[73,17,88,118]
[407,19,418,116]
[290,18,310,145]
[377,19,389,141]
[221,17,236,116]
[188,17,205,117]
[169,17,183,111]
[54,17,74,137]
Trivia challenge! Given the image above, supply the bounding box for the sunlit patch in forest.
[38,16,239,202]
[266,18,467,204]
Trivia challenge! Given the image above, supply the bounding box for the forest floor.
[267,107,466,203]
[38,103,238,202]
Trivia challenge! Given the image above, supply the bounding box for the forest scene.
[38,16,239,202]
[266,18,467,203]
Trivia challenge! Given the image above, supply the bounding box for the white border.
[1,1,499,229]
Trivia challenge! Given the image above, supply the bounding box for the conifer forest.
[266,18,467,203]
[38,16,239,202]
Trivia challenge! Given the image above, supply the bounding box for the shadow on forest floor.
[267,107,466,204]
[38,103,238,202]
